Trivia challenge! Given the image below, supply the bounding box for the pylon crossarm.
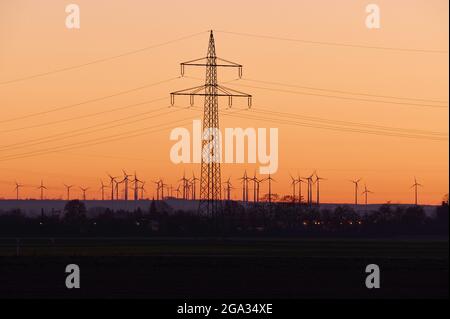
[180,57,243,77]
[171,84,252,107]
[216,57,242,67]
[217,85,251,97]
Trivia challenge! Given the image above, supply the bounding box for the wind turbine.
[160,180,169,200]
[169,184,174,198]
[296,175,305,204]
[175,184,182,199]
[289,173,297,203]
[239,171,249,202]
[191,172,199,200]
[115,179,120,200]
[120,170,132,201]
[251,171,261,203]
[350,178,362,206]
[179,172,189,200]
[361,184,373,207]
[262,174,276,203]
[99,180,108,201]
[411,177,423,206]
[152,179,162,200]
[107,174,118,200]
[14,181,23,200]
[139,182,146,200]
[314,171,326,206]
[80,187,89,200]
[302,173,314,206]
[223,177,233,201]
[131,172,142,201]
[63,184,74,201]
[37,180,47,200]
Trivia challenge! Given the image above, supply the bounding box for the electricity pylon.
[170,30,252,217]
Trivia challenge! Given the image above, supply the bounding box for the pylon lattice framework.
[170,31,252,217]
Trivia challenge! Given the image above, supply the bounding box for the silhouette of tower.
[170,31,251,217]
[37,180,47,200]
[411,177,423,206]
[350,178,362,206]
[64,184,74,201]
[14,181,23,200]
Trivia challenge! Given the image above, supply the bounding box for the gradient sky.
[0,0,448,204]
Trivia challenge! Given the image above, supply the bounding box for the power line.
[227,82,448,109]
[0,97,168,134]
[220,110,447,141]
[0,110,198,162]
[0,77,179,124]
[215,30,449,54]
[0,106,173,152]
[172,105,445,140]
[0,31,207,85]
[252,107,448,137]
[0,107,246,162]
[240,78,448,104]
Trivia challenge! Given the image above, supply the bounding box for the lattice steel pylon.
[170,30,252,217]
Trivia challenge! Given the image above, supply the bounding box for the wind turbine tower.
[14,181,23,200]
[350,178,362,206]
[80,187,89,201]
[37,180,47,200]
[361,184,373,207]
[64,184,74,201]
[411,177,423,206]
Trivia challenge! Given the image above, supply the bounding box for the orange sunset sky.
[0,0,448,204]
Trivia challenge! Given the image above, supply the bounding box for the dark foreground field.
[0,237,448,298]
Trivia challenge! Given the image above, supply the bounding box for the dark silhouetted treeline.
[0,199,448,237]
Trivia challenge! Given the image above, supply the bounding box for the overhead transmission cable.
[0,77,179,124]
[0,31,207,85]
[215,30,448,54]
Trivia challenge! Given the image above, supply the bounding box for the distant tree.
[436,197,449,228]
[64,200,87,224]
[333,206,358,224]
[442,193,449,206]
[402,206,426,225]
[149,198,157,215]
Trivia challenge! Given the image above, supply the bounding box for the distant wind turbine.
[80,187,89,200]
[37,180,47,200]
[64,184,74,201]
[350,178,362,206]
[411,177,423,205]
[14,181,23,200]
[361,184,374,207]
[314,171,326,206]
